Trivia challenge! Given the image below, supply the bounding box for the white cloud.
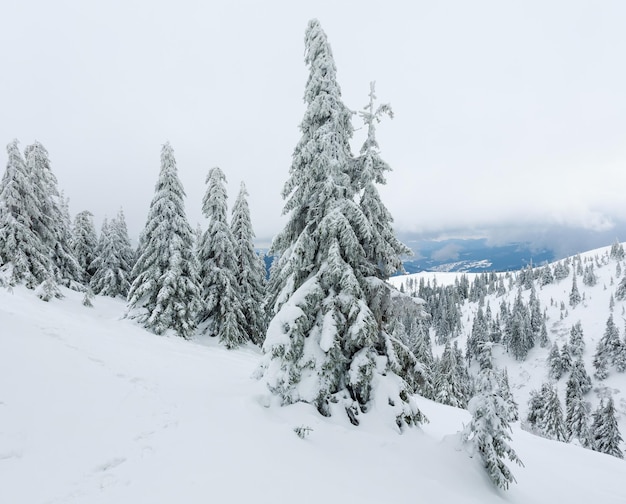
[1,1,625,245]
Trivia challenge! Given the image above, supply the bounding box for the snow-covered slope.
[1,285,625,503]
[391,244,626,440]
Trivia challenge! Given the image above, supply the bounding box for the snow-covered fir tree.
[71,210,98,283]
[353,81,411,279]
[90,210,135,298]
[261,19,423,427]
[197,167,248,348]
[24,141,81,287]
[539,264,554,286]
[505,289,534,360]
[593,314,622,379]
[610,239,625,261]
[591,397,624,458]
[569,272,581,308]
[548,342,564,380]
[526,382,566,441]
[407,318,435,399]
[126,143,200,339]
[0,140,54,287]
[568,320,585,358]
[565,359,592,445]
[526,383,550,433]
[560,343,572,374]
[541,384,567,442]
[616,274,626,301]
[582,264,597,287]
[464,343,523,491]
[434,341,471,408]
[230,181,267,346]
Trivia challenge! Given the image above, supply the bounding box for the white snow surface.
[1,282,626,503]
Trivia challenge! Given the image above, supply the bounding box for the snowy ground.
[1,285,625,503]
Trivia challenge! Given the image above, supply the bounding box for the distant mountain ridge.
[400,238,554,274]
[259,239,555,276]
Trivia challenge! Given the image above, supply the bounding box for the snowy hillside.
[391,243,626,445]
[2,284,626,503]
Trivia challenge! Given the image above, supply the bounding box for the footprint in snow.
[95,457,127,472]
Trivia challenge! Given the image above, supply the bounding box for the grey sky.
[1,1,625,251]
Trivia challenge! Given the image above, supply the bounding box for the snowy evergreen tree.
[35,276,61,301]
[591,398,624,458]
[615,275,626,301]
[553,261,570,281]
[526,383,551,433]
[506,289,533,360]
[615,334,626,373]
[563,358,592,445]
[569,358,592,396]
[464,343,523,491]
[548,342,564,380]
[528,283,542,336]
[526,382,566,441]
[0,140,54,287]
[408,319,435,399]
[565,392,590,446]
[582,264,597,287]
[499,368,519,422]
[126,143,200,339]
[71,210,98,282]
[593,314,622,378]
[90,210,135,298]
[197,167,248,348]
[560,342,572,374]
[467,306,488,365]
[434,341,471,408]
[353,81,411,278]
[82,286,95,307]
[541,384,566,442]
[261,20,423,427]
[593,349,609,380]
[230,181,267,346]
[568,321,585,358]
[24,141,81,287]
[539,264,554,286]
[610,239,625,261]
[569,273,581,308]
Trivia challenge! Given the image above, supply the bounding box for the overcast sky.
[1,0,625,253]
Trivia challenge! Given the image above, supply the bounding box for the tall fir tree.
[569,272,581,308]
[464,343,523,491]
[71,210,98,283]
[230,181,267,346]
[594,314,622,378]
[197,167,247,348]
[506,289,534,360]
[548,342,564,380]
[568,321,585,358]
[591,398,624,458]
[0,140,54,287]
[353,82,411,279]
[541,384,567,442]
[261,19,422,427]
[24,141,81,287]
[434,341,471,408]
[126,143,200,338]
[90,209,135,298]
[565,359,592,445]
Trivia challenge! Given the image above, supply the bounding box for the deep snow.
[1,277,625,503]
